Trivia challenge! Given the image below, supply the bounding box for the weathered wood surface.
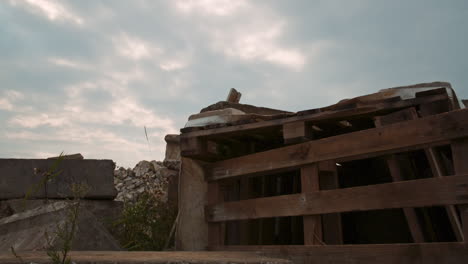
[374,108,425,243]
[0,251,291,264]
[209,108,468,181]
[452,138,468,242]
[207,181,225,248]
[181,92,448,139]
[318,161,343,245]
[206,175,468,222]
[212,243,468,264]
[300,164,321,245]
[376,107,464,242]
[175,158,208,250]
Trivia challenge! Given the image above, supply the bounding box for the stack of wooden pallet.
[176,82,468,264]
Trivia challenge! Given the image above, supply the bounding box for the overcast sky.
[1,0,467,168]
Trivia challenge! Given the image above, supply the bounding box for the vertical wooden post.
[451,138,468,242]
[301,164,322,245]
[207,181,224,248]
[319,161,343,245]
[283,121,312,144]
[239,177,250,245]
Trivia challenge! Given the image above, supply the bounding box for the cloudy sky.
[1,0,467,168]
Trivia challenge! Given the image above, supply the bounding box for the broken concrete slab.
[1,199,123,232]
[0,201,122,251]
[0,159,117,200]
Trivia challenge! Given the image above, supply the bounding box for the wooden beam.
[226,88,242,103]
[300,164,322,245]
[374,108,425,243]
[205,175,468,222]
[283,121,312,144]
[318,161,343,245]
[212,243,468,264]
[452,138,468,243]
[207,182,224,247]
[385,156,425,242]
[209,108,468,181]
[182,92,449,139]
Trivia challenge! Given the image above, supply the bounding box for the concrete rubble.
[0,134,181,251]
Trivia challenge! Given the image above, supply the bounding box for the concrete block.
[1,199,123,232]
[164,134,181,162]
[0,201,122,250]
[0,159,117,199]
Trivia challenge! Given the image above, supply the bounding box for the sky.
[1,0,467,168]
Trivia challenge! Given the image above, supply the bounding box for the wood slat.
[206,174,468,222]
[300,164,321,245]
[181,93,449,140]
[374,108,425,243]
[211,243,468,264]
[318,161,343,245]
[209,108,468,181]
[207,182,224,247]
[452,138,468,243]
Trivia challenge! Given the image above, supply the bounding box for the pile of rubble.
[0,134,181,251]
[114,134,180,204]
[114,160,178,204]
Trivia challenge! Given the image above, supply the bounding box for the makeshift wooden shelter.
[176,82,468,264]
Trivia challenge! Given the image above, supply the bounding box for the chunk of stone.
[164,134,181,161]
[1,199,123,233]
[0,201,122,250]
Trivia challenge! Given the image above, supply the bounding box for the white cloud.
[211,22,306,70]
[0,99,13,111]
[113,33,158,61]
[0,90,24,111]
[9,113,69,128]
[48,57,91,71]
[160,59,188,71]
[174,0,247,16]
[9,0,84,25]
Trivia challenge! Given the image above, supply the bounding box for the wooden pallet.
[176,86,468,264]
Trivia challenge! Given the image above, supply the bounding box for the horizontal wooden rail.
[206,174,468,222]
[211,243,468,264]
[209,108,468,181]
[181,92,449,138]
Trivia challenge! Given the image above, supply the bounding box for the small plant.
[113,193,177,250]
[45,183,89,264]
[10,153,89,264]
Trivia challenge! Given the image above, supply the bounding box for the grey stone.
[164,134,181,162]
[0,201,122,250]
[0,159,117,200]
[133,160,154,177]
[1,199,123,233]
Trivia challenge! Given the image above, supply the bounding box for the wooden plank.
[283,121,312,144]
[205,174,468,222]
[207,182,224,247]
[212,243,468,264]
[239,177,250,245]
[452,138,468,243]
[182,93,449,139]
[226,88,242,103]
[209,108,468,181]
[386,156,425,242]
[378,107,463,241]
[300,164,321,245]
[318,161,343,245]
[374,108,425,243]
